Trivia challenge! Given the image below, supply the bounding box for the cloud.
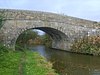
[58,0,100,21]
[0,0,100,21]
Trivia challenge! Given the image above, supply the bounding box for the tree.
[16,30,38,44]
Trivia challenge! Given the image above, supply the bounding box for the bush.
[0,44,9,54]
[71,36,100,55]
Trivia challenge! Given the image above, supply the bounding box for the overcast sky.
[0,0,100,21]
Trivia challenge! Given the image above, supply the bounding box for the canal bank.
[71,36,100,56]
[0,45,58,75]
[29,45,100,75]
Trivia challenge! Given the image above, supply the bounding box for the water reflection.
[29,45,100,75]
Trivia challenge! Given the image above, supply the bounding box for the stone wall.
[0,9,100,50]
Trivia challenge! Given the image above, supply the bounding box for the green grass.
[0,51,22,75]
[0,45,58,75]
[24,51,58,75]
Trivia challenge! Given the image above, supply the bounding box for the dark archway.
[35,27,68,41]
[15,27,69,50]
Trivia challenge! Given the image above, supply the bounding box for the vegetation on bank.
[0,44,22,75]
[16,29,52,47]
[24,50,58,75]
[0,45,58,75]
[71,36,100,55]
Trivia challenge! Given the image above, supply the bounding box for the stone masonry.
[0,9,100,50]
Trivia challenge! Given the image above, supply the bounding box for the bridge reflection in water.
[28,45,100,75]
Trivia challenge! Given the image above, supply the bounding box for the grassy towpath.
[0,45,58,75]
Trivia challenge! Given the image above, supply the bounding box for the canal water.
[28,45,100,75]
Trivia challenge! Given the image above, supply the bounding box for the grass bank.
[0,45,58,75]
[24,50,58,75]
[71,36,100,55]
[0,45,22,75]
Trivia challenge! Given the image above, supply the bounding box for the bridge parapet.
[0,9,98,28]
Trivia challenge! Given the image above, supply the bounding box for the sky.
[0,0,100,35]
[0,0,100,21]
[33,29,45,35]
[0,0,100,22]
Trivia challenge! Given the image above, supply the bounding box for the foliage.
[0,44,9,55]
[16,29,52,47]
[40,34,52,47]
[71,36,100,55]
[16,30,38,44]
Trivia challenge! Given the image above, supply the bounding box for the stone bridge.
[0,9,100,50]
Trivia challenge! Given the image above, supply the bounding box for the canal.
[28,45,100,75]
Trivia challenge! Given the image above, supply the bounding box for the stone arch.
[15,26,69,50]
[0,18,72,51]
[0,9,99,51]
[35,27,68,41]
